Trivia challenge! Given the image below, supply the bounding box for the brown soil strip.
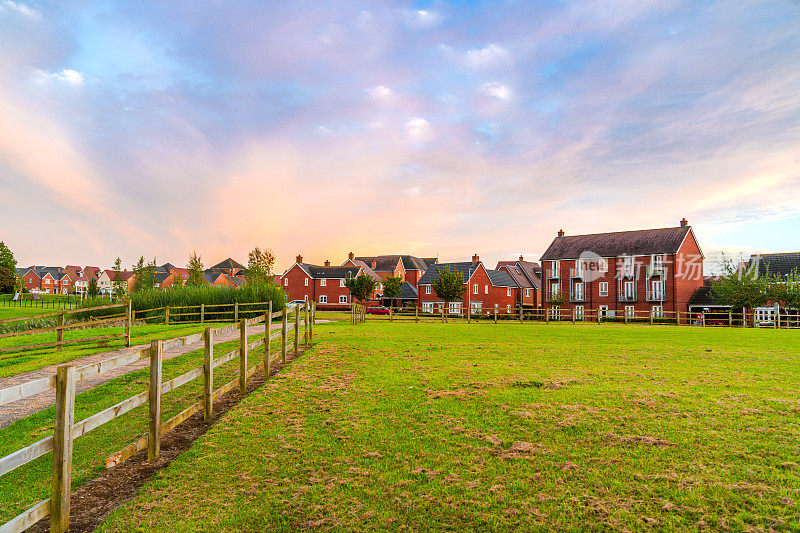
[27,346,309,533]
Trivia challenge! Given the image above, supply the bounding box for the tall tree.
[432,266,466,320]
[713,257,770,320]
[247,246,276,284]
[133,256,157,292]
[87,277,99,299]
[382,276,403,309]
[187,251,205,287]
[0,241,17,294]
[345,273,377,305]
[112,257,127,300]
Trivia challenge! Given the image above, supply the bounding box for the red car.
[366,306,390,315]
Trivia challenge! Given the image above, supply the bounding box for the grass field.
[0,323,217,378]
[0,329,288,525]
[96,321,800,531]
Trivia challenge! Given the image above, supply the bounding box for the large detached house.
[280,255,379,308]
[344,253,437,285]
[417,255,519,315]
[20,266,72,294]
[539,219,703,321]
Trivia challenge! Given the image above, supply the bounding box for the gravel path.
[0,322,299,429]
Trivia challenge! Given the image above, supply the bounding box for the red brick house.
[207,258,246,277]
[539,219,703,322]
[495,257,542,309]
[416,255,519,316]
[64,265,90,295]
[344,253,436,285]
[20,266,71,294]
[280,255,378,309]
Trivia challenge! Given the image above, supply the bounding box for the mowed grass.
[99,321,800,531]
[0,323,217,378]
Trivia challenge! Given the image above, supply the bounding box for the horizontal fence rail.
[0,301,315,533]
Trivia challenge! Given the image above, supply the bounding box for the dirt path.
[0,322,294,428]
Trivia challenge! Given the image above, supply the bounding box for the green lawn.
[0,330,289,525]
[97,321,800,531]
[0,306,62,320]
[0,323,219,378]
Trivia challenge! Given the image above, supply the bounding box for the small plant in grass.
[345,273,377,305]
[382,276,403,308]
[432,266,466,321]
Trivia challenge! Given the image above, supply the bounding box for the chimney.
[296,254,303,264]
[324,259,330,267]
[558,229,564,238]
[472,253,479,263]
[680,218,688,227]
[371,260,377,269]
[519,255,524,263]
[348,251,354,260]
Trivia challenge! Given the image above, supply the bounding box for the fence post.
[624,310,629,325]
[201,303,205,324]
[519,306,524,324]
[467,306,471,324]
[265,302,272,377]
[239,318,248,395]
[56,309,65,352]
[494,305,498,324]
[234,301,239,323]
[203,327,213,423]
[441,305,445,323]
[415,306,419,323]
[50,364,77,533]
[304,302,310,347]
[728,311,733,327]
[650,309,654,326]
[389,306,393,322]
[294,305,300,355]
[545,308,549,324]
[702,313,706,327]
[281,308,288,364]
[125,300,132,347]
[310,302,315,344]
[165,305,170,325]
[148,340,163,462]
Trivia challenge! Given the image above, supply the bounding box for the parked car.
[286,300,307,308]
[366,306,390,315]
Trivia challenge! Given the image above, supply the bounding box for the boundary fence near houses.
[0,295,81,310]
[0,301,315,533]
[351,305,800,329]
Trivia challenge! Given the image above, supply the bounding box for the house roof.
[355,255,433,271]
[16,267,29,277]
[749,252,800,278]
[204,272,224,284]
[83,266,101,279]
[497,265,534,289]
[103,269,134,281]
[154,272,171,283]
[417,262,480,285]
[342,258,380,279]
[486,269,519,287]
[688,285,731,309]
[299,264,362,279]
[34,266,69,280]
[228,276,245,286]
[210,258,246,271]
[397,281,419,300]
[495,260,541,289]
[540,226,693,260]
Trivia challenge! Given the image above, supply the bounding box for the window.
[625,305,634,318]
[650,280,663,300]
[425,285,431,295]
[598,305,608,317]
[304,295,308,301]
[473,284,478,295]
[319,295,327,303]
[506,304,511,313]
[652,305,663,317]
[621,256,634,277]
[599,281,608,297]
[448,301,462,313]
[484,284,489,294]
[304,278,308,287]
[320,279,327,286]
[575,305,584,320]
[422,302,434,313]
[340,279,346,288]
[471,302,482,312]
[651,254,664,273]
[552,260,560,271]
[339,295,348,304]
[573,282,584,300]
[624,280,635,298]
[525,288,530,297]
[598,258,608,273]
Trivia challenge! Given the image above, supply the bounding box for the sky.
[1,0,799,273]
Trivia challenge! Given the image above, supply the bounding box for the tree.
[713,257,770,324]
[132,256,157,292]
[247,246,276,284]
[432,266,466,320]
[0,241,17,294]
[187,251,205,287]
[382,276,403,309]
[345,273,377,305]
[112,257,127,300]
[87,277,99,299]
[14,276,24,294]
[770,270,800,313]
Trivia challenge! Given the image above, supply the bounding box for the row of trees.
[713,259,800,311]
[344,266,466,309]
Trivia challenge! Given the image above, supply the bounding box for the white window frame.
[304,278,309,287]
[448,301,462,313]
[473,283,478,295]
[650,280,663,300]
[525,288,530,297]
[339,295,348,304]
[652,305,663,317]
[422,301,434,313]
[484,284,489,294]
[425,285,431,295]
[625,305,635,318]
[574,282,584,300]
[319,295,327,303]
[340,279,346,288]
[470,302,482,311]
[320,279,326,287]
[598,258,608,273]
[506,304,511,313]
[598,305,608,317]
[624,280,635,298]
[506,287,511,297]
[575,305,584,320]
[599,281,608,297]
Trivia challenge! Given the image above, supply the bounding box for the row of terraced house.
[278,219,751,319]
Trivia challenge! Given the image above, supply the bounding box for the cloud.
[367,85,393,98]
[405,117,431,141]
[34,68,85,86]
[480,82,511,100]
[464,43,510,69]
[0,0,40,19]
[402,9,442,28]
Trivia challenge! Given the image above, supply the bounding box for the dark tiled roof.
[495,260,541,289]
[688,286,730,308]
[34,266,68,280]
[497,265,533,288]
[204,272,223,284]
[749,252,800,278]
[228,276,245,286]
[301,264,361,279]
[356,255,432,271]
[210,258,246,270]
[342,259,381,280]
[397,281,419,300]
[540,226,692,260]
[487,269,519,287]
[417,262,479,285]
[154,272,171,283]
[16,267,29,277]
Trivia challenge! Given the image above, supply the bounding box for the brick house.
[20,266,71,294]
[416,255,519,316]
[539,219,703,321]
[64,265,90,295]
[97,269,134,295]
[203,272,237,287]
[207,258,246,277]
[280,255,378,309]
[344,253,437,285]
[495,257,542,309]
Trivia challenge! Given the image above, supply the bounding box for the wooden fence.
[353,305,799,329]
[0,301,315,533]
